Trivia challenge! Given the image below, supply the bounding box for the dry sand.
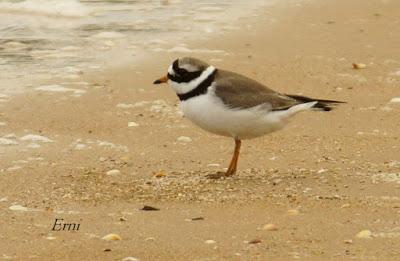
[1,0,400,260]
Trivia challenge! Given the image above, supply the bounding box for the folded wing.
[214,70,344,111]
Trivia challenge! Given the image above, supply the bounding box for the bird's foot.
[206,172,226,179]
[206,170,236,179]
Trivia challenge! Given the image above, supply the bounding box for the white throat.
[168,65,216,95]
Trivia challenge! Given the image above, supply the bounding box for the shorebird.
[154,57,343,178]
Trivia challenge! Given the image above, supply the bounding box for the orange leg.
[207,139,241,179]
[225,139,241,176]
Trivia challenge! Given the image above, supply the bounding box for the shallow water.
[0,0,266,93]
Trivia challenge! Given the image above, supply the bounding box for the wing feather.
[214,70,299,110]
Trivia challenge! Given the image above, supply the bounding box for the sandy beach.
[1,0,400,260]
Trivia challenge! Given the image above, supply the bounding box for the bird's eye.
[177,68,188,76]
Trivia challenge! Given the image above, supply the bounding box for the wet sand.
[1,0,400,260]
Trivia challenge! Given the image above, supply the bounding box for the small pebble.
[341,203,351,208]
[249,239,262,244]
[120,156,130,162]
[153,171,166,178]
[7,166,22,171]
[106,169,121,176]
[128,122,139,127]
[191,217,204,221]
[389,97,400,103]
[122,257,139,261]
[177,136,192,142]
[116,103,135,109]
[344,239,353,244]
[205,240,216,244]
[9,205,28,211]
[140,205,160,211]
[287,209,300,216]
[356,230,372,239]
[102,233,122,241]
[74,143,86,150]
[262,223,278,231]
[20,134,54,143]
[207,163,220,167]
[352,63,366,69]
[272,179,282,185]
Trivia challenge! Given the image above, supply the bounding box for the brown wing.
[213,70,299,110]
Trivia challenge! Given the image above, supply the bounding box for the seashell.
[262,223,278,231]
[9,205,28,211]
[102,233,122,241]
[356,230,372,238]
[177,136,192,142]
[122,257,139,261]
[106,169,121,176]
[389,97,400,103]
[128,122,139,127]
[352,63,366,69]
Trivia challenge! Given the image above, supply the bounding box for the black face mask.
[168,59,202,83]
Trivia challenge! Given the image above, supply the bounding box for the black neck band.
[177,69,217,101]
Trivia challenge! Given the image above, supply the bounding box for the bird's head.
[153,57,216,95]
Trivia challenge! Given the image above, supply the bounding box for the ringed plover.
[154,57,344,178]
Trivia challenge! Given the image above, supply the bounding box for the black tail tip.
[313,101,345,111]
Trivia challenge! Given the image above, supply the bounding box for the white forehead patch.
[179,63,198,72]
[168,65,175,75]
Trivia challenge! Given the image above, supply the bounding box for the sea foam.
[0,0,90,17]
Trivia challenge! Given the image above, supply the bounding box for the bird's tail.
[286,94,345,111]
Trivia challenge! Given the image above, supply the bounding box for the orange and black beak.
[153,75,169,84]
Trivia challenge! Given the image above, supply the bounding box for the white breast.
[179,86,297,140]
